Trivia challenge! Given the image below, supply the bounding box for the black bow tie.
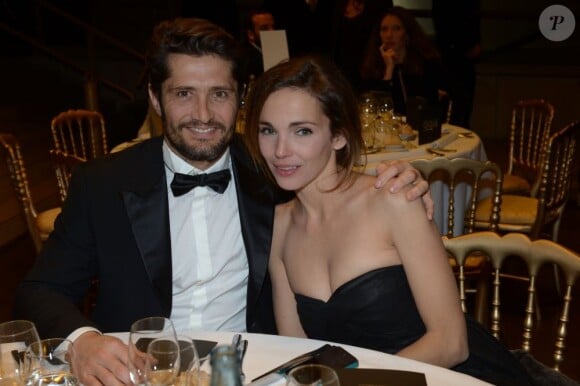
[170,169,231,196]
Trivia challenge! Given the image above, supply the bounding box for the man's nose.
[192,97,212,123]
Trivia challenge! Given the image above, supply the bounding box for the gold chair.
[475,121,579,242]
[411,157,503,237]
[503,99,555,195]
[0,133,61,254]
[49,149,84,203]
[443,231,580,371]
[411,157,503,323]
[51,109,108,160]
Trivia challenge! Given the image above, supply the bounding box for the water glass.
[24,338,77,386]
[128,317,177,386]
[287,364,340,386]
[0,320,41,386]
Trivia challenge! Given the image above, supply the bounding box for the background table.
[110,330,490,386]
[360,124,488,236]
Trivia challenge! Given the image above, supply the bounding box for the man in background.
[241,8,275,85]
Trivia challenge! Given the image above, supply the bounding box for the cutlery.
[239,339,248,382]
[457,132,474,138]
[231,334,248,382]
[434,147,457,152]
[426,148,446,156]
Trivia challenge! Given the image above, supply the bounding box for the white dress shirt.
[163,141,248,332]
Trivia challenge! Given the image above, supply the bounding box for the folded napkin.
[430,132,458,149]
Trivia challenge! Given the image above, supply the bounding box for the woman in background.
[244,55,533,386]
[360,6,448,115]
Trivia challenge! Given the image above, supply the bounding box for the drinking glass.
[144,337,180,386]
[174,336,200,386]
[0,320,41,386]
[287,364,340,386]
[24,338,77,386]
[128,317,177,386]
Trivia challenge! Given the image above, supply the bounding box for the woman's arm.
[383,190,469,367]
[269,206,307,337]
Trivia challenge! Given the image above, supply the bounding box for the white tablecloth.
[360,123,486,170]
[109,331,490,386]
[360,124,488,236]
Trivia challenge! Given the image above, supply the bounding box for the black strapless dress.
[296,265,533,386]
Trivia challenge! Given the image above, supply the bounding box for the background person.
[240,8,275,85]
[360,6,448,116]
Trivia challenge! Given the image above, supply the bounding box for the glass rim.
[0,320,37,337]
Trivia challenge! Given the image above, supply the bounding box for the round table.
[360,123,486,173]
[109,330,491,386]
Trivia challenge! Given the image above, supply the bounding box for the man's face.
[149,53,238,170]
[249,13,275,44]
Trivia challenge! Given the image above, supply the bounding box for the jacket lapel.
[121,137,173,316]
[230,137,277,320]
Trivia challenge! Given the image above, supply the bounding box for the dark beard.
[165,119,234,163]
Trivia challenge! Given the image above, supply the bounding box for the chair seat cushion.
[475,195,537,228]
[36,207,61,240]
[502,174,531,195]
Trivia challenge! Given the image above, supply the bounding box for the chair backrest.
[50,109,108,160]
[443,231,580,371]
[49,149,85,203]
[0,133,42,252]
[531,120,580,239]
[411,157,503,237]
[507,99,555,194]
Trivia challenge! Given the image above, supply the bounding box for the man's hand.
[374,159,434,220]
[69,331,131,386]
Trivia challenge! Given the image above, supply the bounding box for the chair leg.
[474,261,492,326]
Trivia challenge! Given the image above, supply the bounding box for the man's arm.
[374,159,434,220]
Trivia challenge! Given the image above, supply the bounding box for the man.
[14,18,431,385]
[241,8,275,84]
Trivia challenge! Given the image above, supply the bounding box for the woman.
[244,55,533,386]
[360,6,448,115]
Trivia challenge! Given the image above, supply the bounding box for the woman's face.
[379,15,406,54]
[257,88,346,191]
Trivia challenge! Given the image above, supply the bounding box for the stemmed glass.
[0,320,41,385]
[287,364,341,386]
[128,317,177,386]
[174,336,200,386]
[359,93,377,153]
[144,337,180,386]
[24,338,77,386]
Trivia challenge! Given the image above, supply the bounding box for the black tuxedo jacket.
[14,135,283,338]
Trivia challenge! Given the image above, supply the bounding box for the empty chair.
[503,99,555,195]
[475,121,579,242]
[411,157,503,238]
[0,133,61,254]
[443,231,580,372]
[51,109,108,160]
[411,157,503,323]
[49,149,84,203]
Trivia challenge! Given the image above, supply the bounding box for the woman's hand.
[380,45,397,80]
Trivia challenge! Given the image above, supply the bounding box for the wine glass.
[128,317,177,386]
[24,338,77,386]
[0,320,41,386]
[175,336,200,386]
[144,337,180,386]
[287,364,340,386]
